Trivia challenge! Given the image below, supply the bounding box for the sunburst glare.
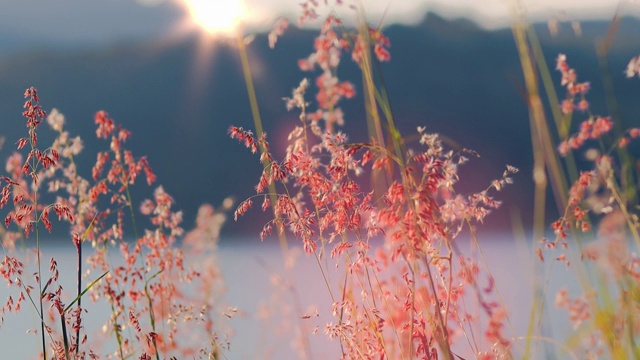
[166,0,256,117]
[170,0,251,86]
[180,0,247,37]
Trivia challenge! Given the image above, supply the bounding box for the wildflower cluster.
[0,88,230,359]
[233,6,517,358]
[271,4,390,133]
[540,54,640,358]
[233,92,517,359]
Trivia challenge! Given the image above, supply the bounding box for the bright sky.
[0,0,635,43]
[240,0,632,28]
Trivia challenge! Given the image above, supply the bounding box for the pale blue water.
[0,236,595,359]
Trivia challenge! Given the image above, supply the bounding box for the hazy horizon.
[0,0,635,47]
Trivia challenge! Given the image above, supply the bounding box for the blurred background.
[2,1,640,359]
[1,0,640,237]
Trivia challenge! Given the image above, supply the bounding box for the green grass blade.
[63,270,109,313]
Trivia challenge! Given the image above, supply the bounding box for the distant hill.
[1,12,639,238]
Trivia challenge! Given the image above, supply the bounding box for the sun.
[181,0,247,36]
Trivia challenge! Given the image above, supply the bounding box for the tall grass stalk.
[237,34,290,255]
[236,30,318,358]
[512,4,640,358]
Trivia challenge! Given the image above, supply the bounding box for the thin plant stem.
[144,270,163,360]
[60,311,71,360]
[236,34,289,254]
[72,166,83,357]
[125,185,140,241]
[75,241,81,356]
[124,174,163,359]
[236,31,320,359]
[52,125,87,358]
[108,289,125,359]
[27,125,47,360]
[524,24,580,185]
[420,253,452,360]
[36,215,46,360]
[595,12,638,205]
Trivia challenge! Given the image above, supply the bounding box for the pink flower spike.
[268,17,289,49]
